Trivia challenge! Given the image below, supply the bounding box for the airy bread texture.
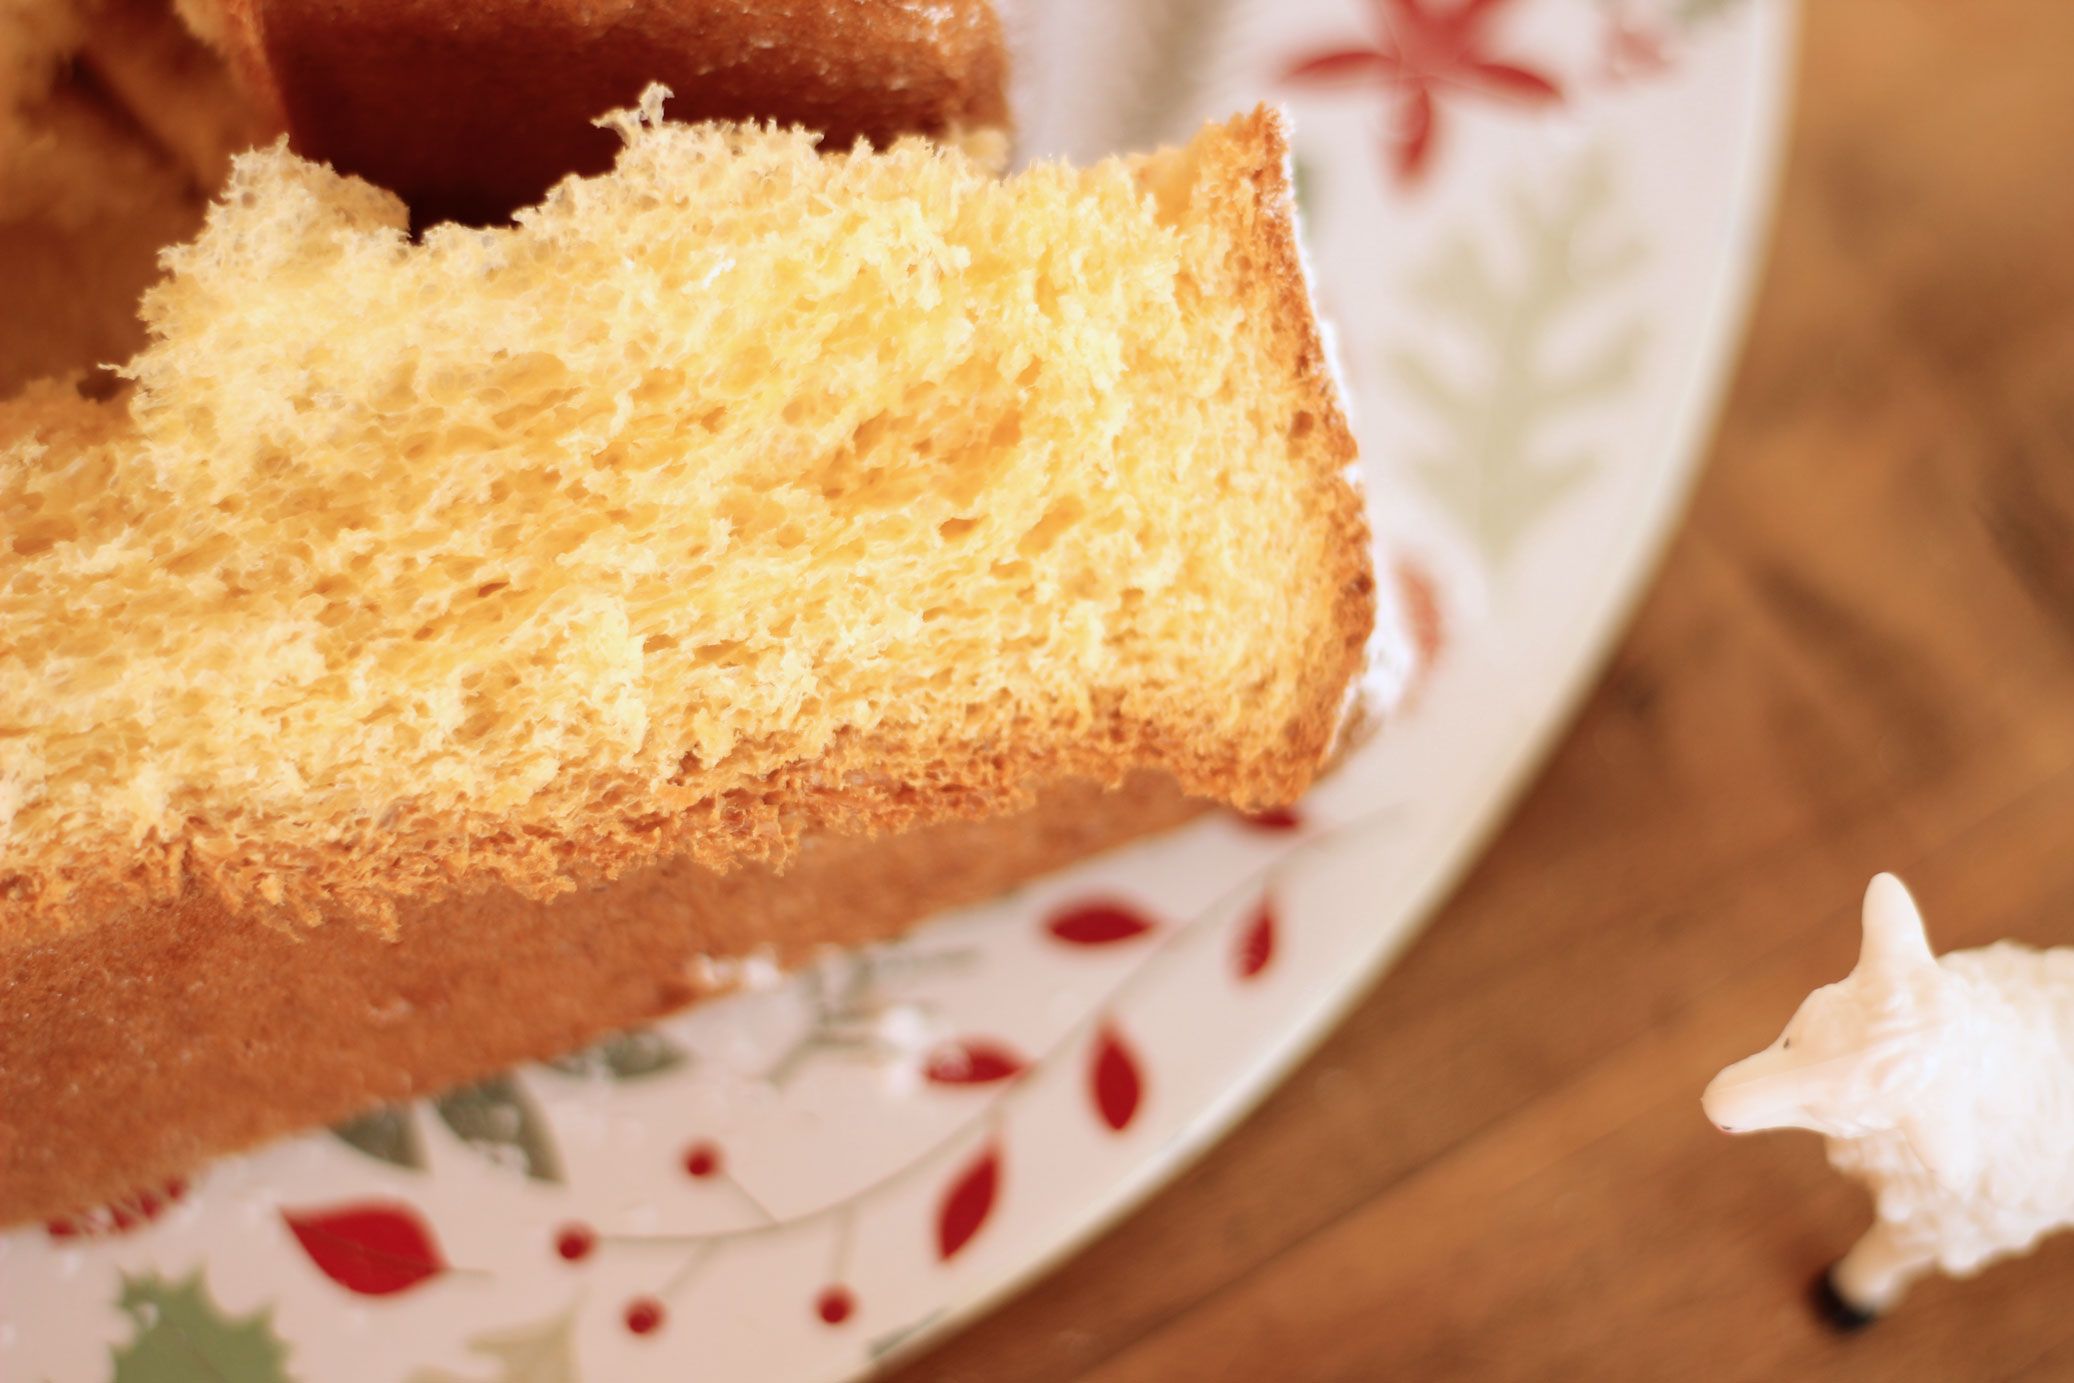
[0,99,1373,940]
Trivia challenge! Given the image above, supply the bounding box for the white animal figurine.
[1702,873,2074,1325]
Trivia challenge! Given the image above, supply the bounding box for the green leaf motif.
[433,1076,563,1183]
[1394,147,1648,565]
[543,1028,688,1081]
[111,1271,294,1383]
[408,1307,580,1383]
[332,1105,425,1170]
[1107,0,1239,151]
[1291,154,1321,226]
[1677,0,1748,24]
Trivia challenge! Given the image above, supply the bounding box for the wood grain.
[895,3,2074,1378]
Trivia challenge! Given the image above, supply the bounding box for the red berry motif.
[817,1285,856,1325]
[554,1223,595,1261]
[625,1298,665,1335]
[682,1141,722,1179]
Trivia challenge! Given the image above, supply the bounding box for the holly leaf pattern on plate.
[543,1028,688,1081]
[333,1105,426,1170]
[936,1143,1002,1261]
[433,1075,563,1183]
[111,1270,293,1383]
[283,1201,448,1297]
[1044,900,1157,947]
[1089,1025,1146,1132]
[1393,147,1646,563]
[923,1038,1028,1086]
[409,1306,579,1383]
[1235,899,1278,981]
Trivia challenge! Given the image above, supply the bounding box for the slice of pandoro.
[0,103,1385,1223]
[0,101,1375,940]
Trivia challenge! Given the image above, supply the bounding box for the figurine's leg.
[1824,1220,1933,1325]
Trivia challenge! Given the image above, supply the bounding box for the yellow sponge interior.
[0,97,1370,931]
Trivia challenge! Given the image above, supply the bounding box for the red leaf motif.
[1392,83,1438,181]
[1045,900,1156,947]
[1236,900,1277,981]
[1602,16,1672,82]
[44,1178,186,1239]
[1395,559,1446,669]
[937,1145,1001,1260]
[1461,59,1563,103]
[1239,805,1303,833]
[283,1201,448,1296]
[1436,0,1508,28]
[1282,47,1397,83]
[924,1038,1028,1086]
[1090,1025,1145,1132]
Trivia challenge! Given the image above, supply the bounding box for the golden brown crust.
[1206,107,1377,786]
[0,701,1318,942]
[0,774,1202,1227]
[80,0,279,190]
[201,0,1009,224]
[0,0,265,396]
[1126,105,1376,806]
[0,140,203,397]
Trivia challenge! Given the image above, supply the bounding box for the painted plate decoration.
[0,0,1791,1377]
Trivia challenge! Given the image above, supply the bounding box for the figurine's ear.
[1858,874,1935,975]
[1899,1111,1983,1193]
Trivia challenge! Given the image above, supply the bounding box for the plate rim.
[867,5,1803,1375]
[0,8,1803,1376]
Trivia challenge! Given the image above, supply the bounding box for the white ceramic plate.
[0,2,1792,1378]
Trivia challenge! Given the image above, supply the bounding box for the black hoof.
[1811,1269,1877,1332]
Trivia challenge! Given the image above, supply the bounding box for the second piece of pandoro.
[189,0,1012,223]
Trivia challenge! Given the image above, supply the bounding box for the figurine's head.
[1703,875,1956,1142]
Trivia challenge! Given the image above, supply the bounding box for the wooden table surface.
[898,3,2074,1378]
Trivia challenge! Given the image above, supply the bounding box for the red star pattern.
[1282,0,1563,184]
